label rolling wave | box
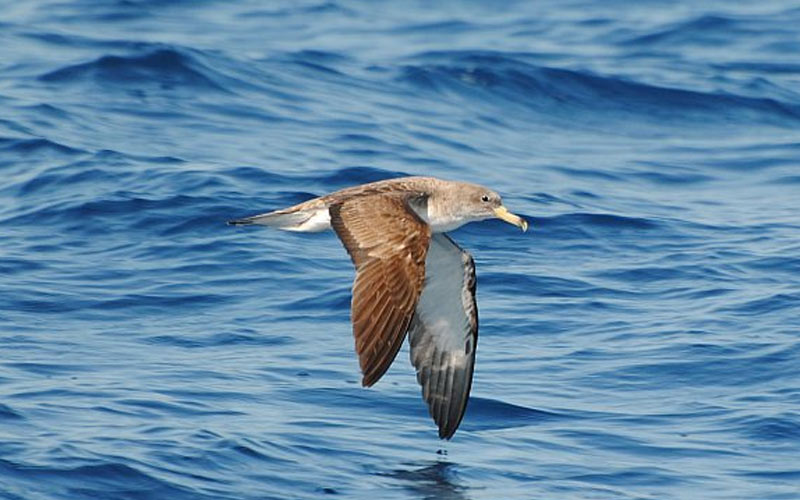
[39,48,229,92]
[396,51,800,126]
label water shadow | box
[384,461,471,500]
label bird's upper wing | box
[330,193,431,387]
[408,233,478,439]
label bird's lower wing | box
[330,194,431,387]
[408,233,478,439]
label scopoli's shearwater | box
[230,176,527,439]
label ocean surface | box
[1,1,799,498]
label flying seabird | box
[229,176,527,439]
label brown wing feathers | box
[329,194,431,387]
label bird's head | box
[468,187,528,232]
[429,182,528,232]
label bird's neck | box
[410,196,474,233]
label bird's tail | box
[228,199,330,232]
[228,209,307,227]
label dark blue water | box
[2,1,799,498]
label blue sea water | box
[1,0,799,498]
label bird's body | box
[230,176,526,439]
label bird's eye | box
[481,195,490,202]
